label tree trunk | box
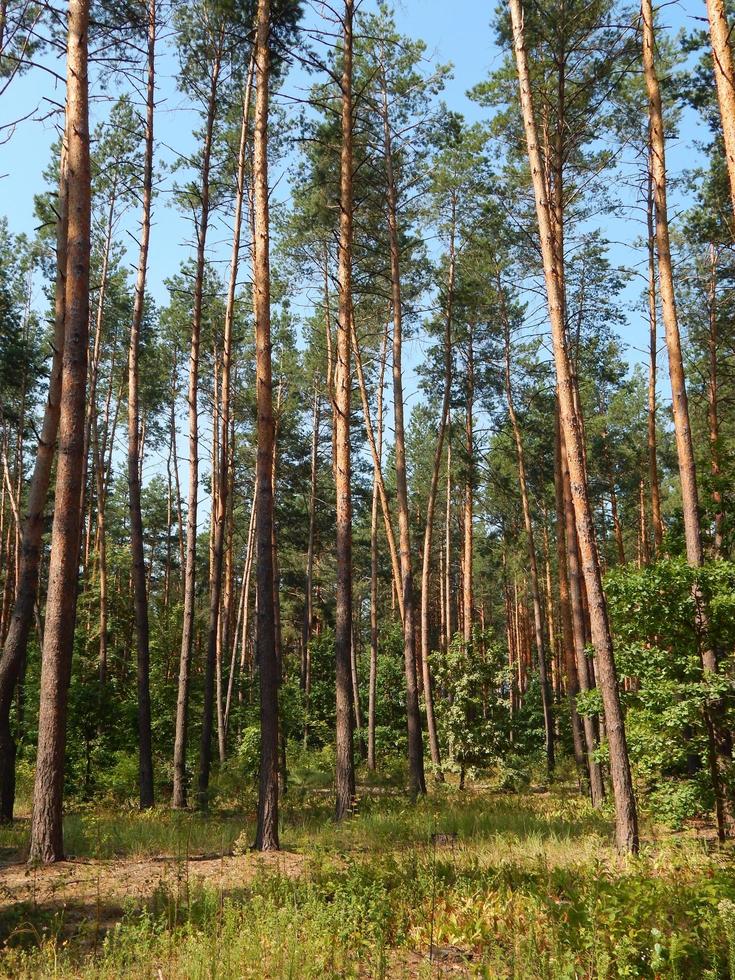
[334,0,356,822]
[510,0,637,852]
[380,67,425,799]
[172,40,221,810]
[368,324,388,772]
[198,52,254,807]
[642,0,733,838]
[252,0,279,851]
[645,154,664,554]
[351,314,404,622]
[29,0,91,862]
[706,0,735,224]
[462,326,474,647]
[558,414,605,805]
[0,145,68,822]
[706,246,723,556]
[126,0,156,812]
[302,384,319,692]
[502,297,554,775]
[419,203,457,782]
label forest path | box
[0,847,307,924]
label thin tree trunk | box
[199,52,254,807]
[368,324,388,772]
[127,0,156,809]
[252,0,279,850]
[646,154,664,554]
[642,0,733,838]
[510,0,637,852]
[0,146,68,822]
[445,439,453,643]
[172,39,222,810]
[462,326,474,647]
[350,314,404,622]
[419,204,456,782]
[502,297,554,775]
[29,0,91,862]
[334,0,356,822]
[302,384,319,691]
[380,66,425,799]
[707,246,723,556]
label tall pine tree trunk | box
[252,0,279,850]
[29,0,91,862]
[642,0,733,838]
[419,204,456,782]
[380,67,425,799]
[0,144,68,822]
[334,0,356,821]
[707,0,735,223]
[198,52,254,806]
[127,0,156,811]
[510,0,637,852]
[502,297,554,775]
[172,41,221,810]
[645,155,664,554]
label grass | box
[1,780,735,977]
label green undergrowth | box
[2,786,735,977]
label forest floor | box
[0,775,734,978]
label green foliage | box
[432,631,510,782]
[606,557,735,827]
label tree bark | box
[0,145,68,822]
[642,0,733,837]
[419,205,457,782]
[645,154,664,554]
[502,294,554,775]
[334,0,356,822]
[252,0,279,851]
[706,0,735,224]
[380,66,425,799]
[172,37,222,810]
[126,0,156,810]
[198,51,255,807]
[368,324,388,772]
[510,0,637,852]
[29,0,91,863]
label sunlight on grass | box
[1,784,735,977]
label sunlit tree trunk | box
[380,66,425,799]
[706,0,735,224]
[510,0,637,852]
[334,0,356,821]
[706,246,723,556]
[642,0,733,838]
[645,155,664,554]
[199,52,255,806]
[252,0,279,850]
[368,325,388,772]
[29,0,91,862]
